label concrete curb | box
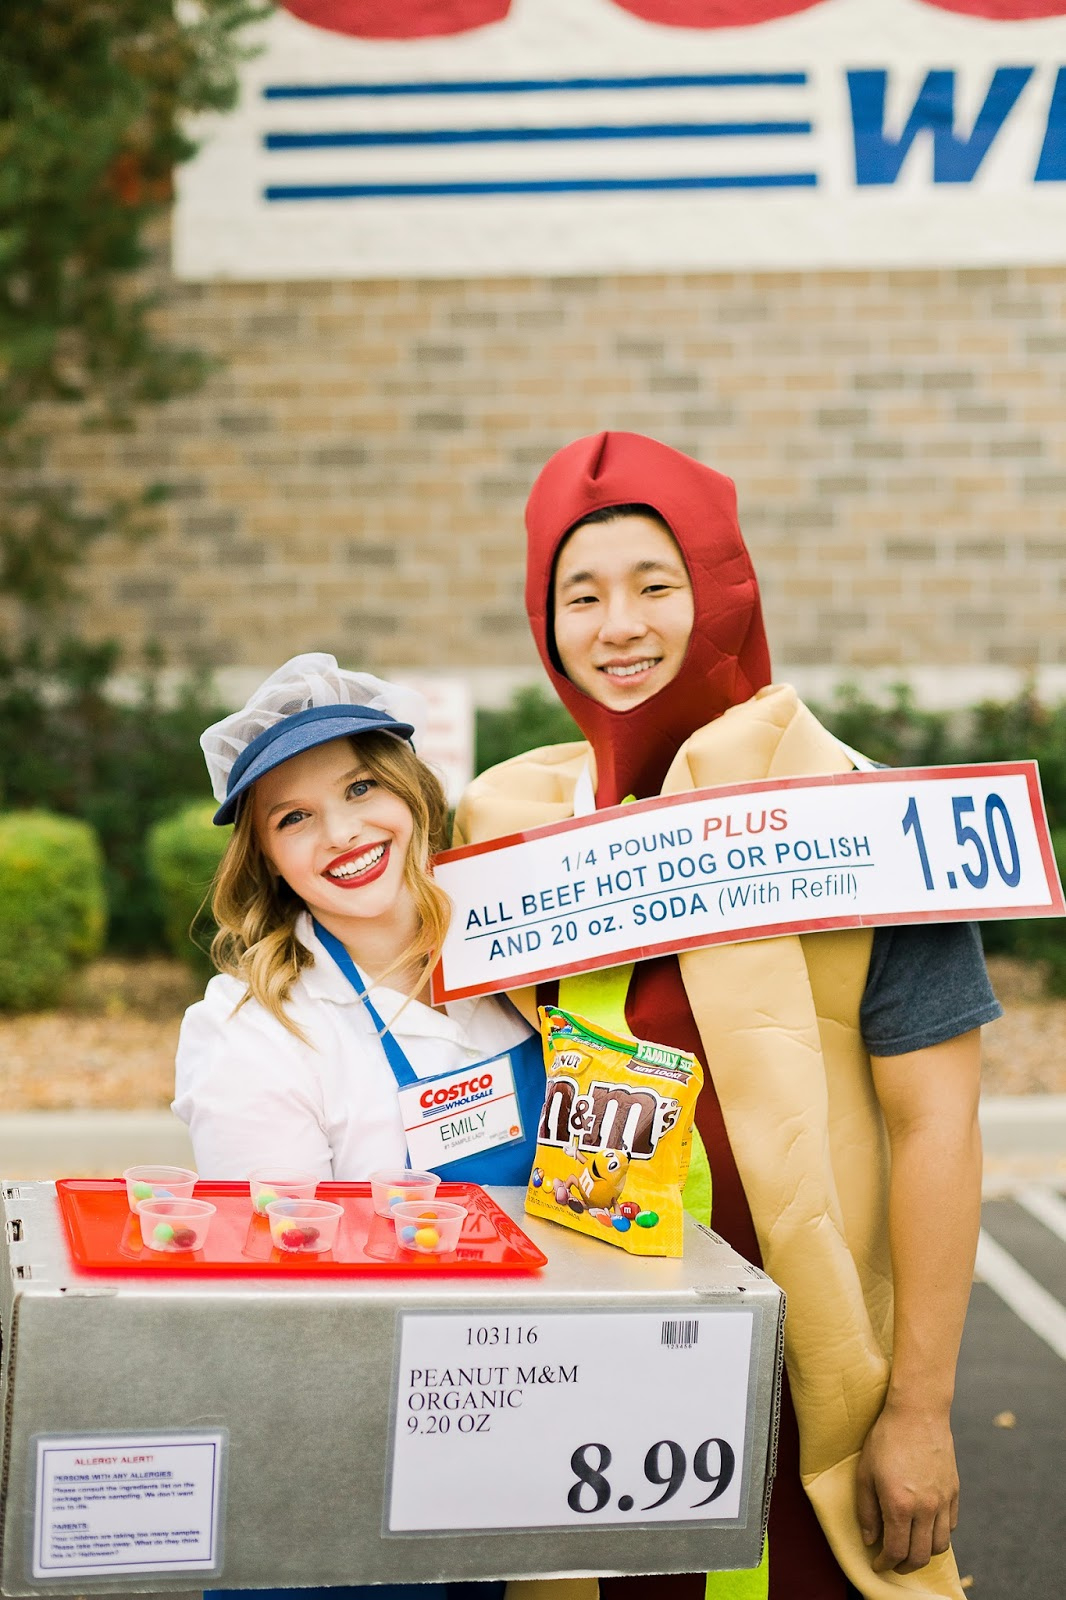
[980,1094,1066,1154]
[0,1109,194,1179]
[1,1099,1063,1185]
[979,1095,1066,1194]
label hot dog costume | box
[457,433,973,1600]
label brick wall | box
[46,253,1066,697]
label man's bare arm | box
[857,1028,983,1575]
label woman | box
[174,652,569,1600]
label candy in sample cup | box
[138,1197,215,1252]
[369,1168,440,1218]
[122,1165,198,1213]
[265,1197,343,1253]
[248,1168,319,1214]
[390,1200,466,1254]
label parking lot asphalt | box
[953,1187,1066,1598]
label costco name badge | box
[398,1054,522,1169]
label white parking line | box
[1014,1185,1066,1246]
[975,1230,1066,1364]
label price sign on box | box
[431,762,1064,1002]
[387,1310,755,1532]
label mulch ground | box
[0,956,1062,1113]
[0,960,201,1113]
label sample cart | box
[1,1180,783,1594]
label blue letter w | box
[848,67,1033,186]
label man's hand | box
[856,1400,960,1573]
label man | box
[458,432,1000,1600]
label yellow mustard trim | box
[682,1126,712,1226]
[559,963,633,1037]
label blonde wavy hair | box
[209,732,451,1037]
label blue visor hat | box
[213,703,415,826]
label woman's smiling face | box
[252,737,414,930]
[552,513,695,711]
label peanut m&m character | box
[456,432,1001,1600]
[574,1147,631,1212]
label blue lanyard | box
[311,918,421,1090]
[311,921,546,1187]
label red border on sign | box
[430,762,1064,1002]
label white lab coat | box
[172,911,533,1180]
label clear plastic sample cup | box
[265,1198,343,1254]
[392,1200,467,1256]
[369,1168,440,1219]
[139,1197,216,1253]
[123,1165,198,1213]
[248,1169,319,1215]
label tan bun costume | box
[461,433,968,1600]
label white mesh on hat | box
[200,654,428,803]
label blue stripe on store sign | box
[264,121,813,149]
[262,72,808,100]
[263,172,819,201]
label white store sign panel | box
[175,0,1066,278]
[395,674,474,807]
[387,1309,754,1533]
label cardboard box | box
[1,1181,783,1594]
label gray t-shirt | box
[861,921,1002,1057]
[855,755,1003,1055]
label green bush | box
[146,801,227,979]
[810,681,953,769]
[0,811,107,1009]
[1001,827,1066,994]
[475,686,581,774]
[0,642,226,953]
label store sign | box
[395,675,474,807]
[430,762,1064,1002]
[175,0,1066,277]
[387,1309,755,1532]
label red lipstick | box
[322,841,391,890]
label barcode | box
[661,1319,699,1349]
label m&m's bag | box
[525,1006,703,1258]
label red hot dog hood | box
[524,431,771,806]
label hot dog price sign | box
[431,763,1063,1003]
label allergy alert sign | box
[32,1432,225,1579]
[431,764,1064,1002]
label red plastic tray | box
[56,1179,547,1276]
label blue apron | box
[313,919,545,1186]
